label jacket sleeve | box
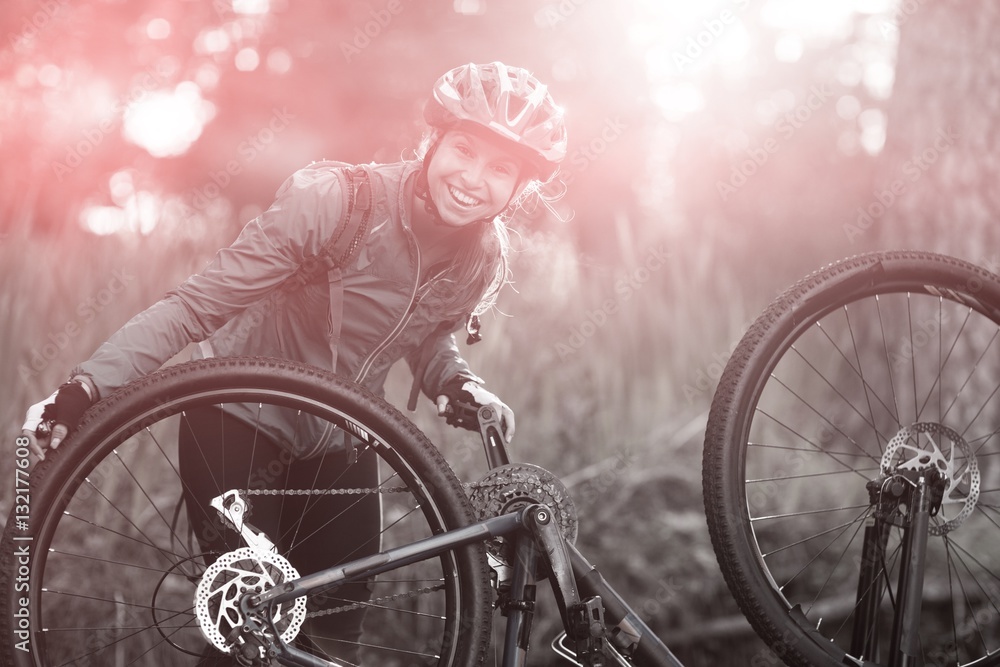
[71,166,347,398]
[405,327,484,409]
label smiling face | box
[425,129,526,227]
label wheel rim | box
[740,278,1000,666]
[29,386,469,667]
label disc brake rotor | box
[194,547,307,655]
[880,422,980,535]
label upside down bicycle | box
[3,249,1000,666]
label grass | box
[0,209,888,665]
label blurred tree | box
[663,6,883,291]
[874,1,1000,258]
[0,0,655,266]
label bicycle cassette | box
[194,547,306,656]
[469,463,578,545]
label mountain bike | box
[3,249,999,666]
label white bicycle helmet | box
[425,62,568,180]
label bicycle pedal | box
[565,597,612,667]
[569,596,607,639]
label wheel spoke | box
[747,467,881,484]
[749,441,874,457]
[12,360,491,666]
[755,408,878,483]
[751,503,871,522]
[62,510,193,566]
[940,328,1000,428]
[707,252,1000,666]
[846,301,891,454]
[914,303,971,421]
[785,507,870,603]
[43,588,191,616]
[786,344,892,450]
[812,317,897,431]
[761,513,870,559]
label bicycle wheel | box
[1,357,491,667]
[704,251,1000,667]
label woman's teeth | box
[449,186,481,208]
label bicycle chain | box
[234,482,508,620]
[239,487,412,495]
[234,468,575,620]
[237,481,508,496]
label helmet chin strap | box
[415,142,452,227]
[414,164,449,227]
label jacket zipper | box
[354,168,444,386]
[354,265,450,385]
[354,237,430,384]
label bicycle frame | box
[249,502,682,667]
[236,403,686,667]
[214,400,940,667]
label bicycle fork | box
[851,474,933,666]
[500,505,684,667]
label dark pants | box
[178,406,380,665]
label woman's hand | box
[436,378,515,442]
[21,381,93,460]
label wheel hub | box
[879,422,980,535]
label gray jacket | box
[72,160,482,457]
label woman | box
[20,61,567,663]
